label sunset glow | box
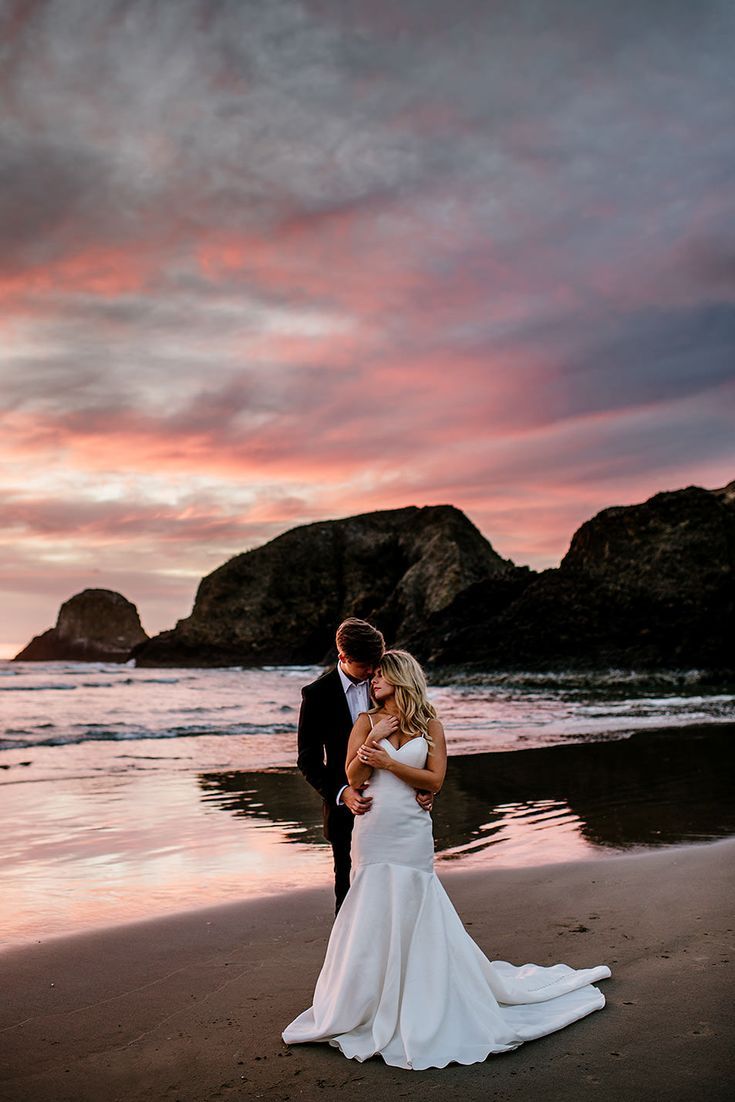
[2,1,734,655]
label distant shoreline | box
[6,656,733,670]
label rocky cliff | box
[132,505,512,667]
[427,481,735,671]
[72,480,735,672]
[14,589,149,662]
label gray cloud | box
[3,0,733,248]
[0,0,734,603]
[556,302,735,414]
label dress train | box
[283,734,611,1070]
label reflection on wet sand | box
[198,724,735,864]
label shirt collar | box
[338,663,369,693]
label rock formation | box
[132,505,512,667]
[427,481,735,671]
[112,480,735,672]
[14,589,149,662]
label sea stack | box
[429,481,735,671]
[132,505,513,667]
[14,588,149,662]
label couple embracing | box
[283,618,611,1072]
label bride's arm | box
[358,719,447,793]
[345,714,374,788]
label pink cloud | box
[1,0,734,656]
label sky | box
[2,0,734,657]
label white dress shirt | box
[338,663,371,723]
[336,663,371,805]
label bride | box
[282,650,611,1071]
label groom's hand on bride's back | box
[416,790,435,812]
[342,785,373,815]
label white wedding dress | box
[282,733,611,1071]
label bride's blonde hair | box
[371,649,437,740]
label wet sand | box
[1,837,732,1102]
[2,722,733,947]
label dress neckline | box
[368,711,426,751]
[382,735,426,752]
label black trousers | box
[326,804,354,915]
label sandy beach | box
[1,836,732,1102]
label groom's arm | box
[296,685,336,803]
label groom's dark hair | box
[336,618,385,664]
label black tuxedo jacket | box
[297,666,358,841]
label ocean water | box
[2,660,733,763]
[1,660,733,947]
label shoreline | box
[1,721,733,949]
[1,837,732,1101]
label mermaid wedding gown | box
[282,733,611,1071]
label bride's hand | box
[367,715,399,744]
[357,742,393,770]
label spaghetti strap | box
[367,714,374,729]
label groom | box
[297,617,433,913]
